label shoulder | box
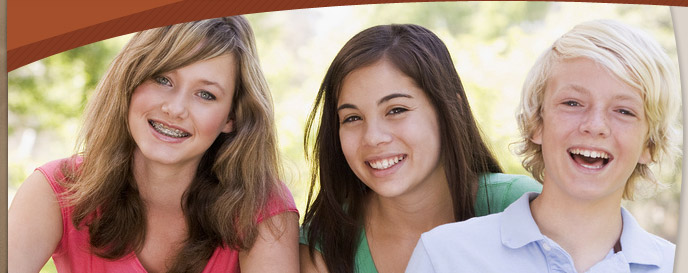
[653,236,676,270]
[411,213,504,271]
[633,232,676,272]
[298,225,317,247]
[260,181,299,223]
[480,173,542,210]
[481,173,541,190]
[421,212,503,249]
[9,164,68,270]
[640,226,676,266]
[651,234,676,259]
[35,156,83,195]
[619,208,676,271]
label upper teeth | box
[569,148,609,159]
[369,156,405,170]
[150,121,190,138]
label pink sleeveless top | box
[38,157,298,273]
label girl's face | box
[128,54,235,169]
[533,57,651,204]
[337,59,445,200]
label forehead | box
[338,59,422,104]
[544,57,643,102]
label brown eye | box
[342,115,362,124]
[387,107,408,115]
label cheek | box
[339,129,358,160]
[129,85,159,114]
[128,91,149,118]
[623,133,650,157]
[195,106,232,134]
[542,112,573,137]
[412,114,441,152]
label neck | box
[530,187,623,272]
[363,174,459,273]
[366,182,455,238]
[132,151,197,211]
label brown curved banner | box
[7,0,688,71]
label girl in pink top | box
[9,16,299,273]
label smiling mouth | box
[367,155,406,170]
[568,148,612,170]
[149,120,191,138]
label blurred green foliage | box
[8,3,680,271]
[8,37,125,133]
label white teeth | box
[580,163,604,170]
[569,148,609,159]
[369,156,405,170]
[150,120,190,138]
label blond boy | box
[406,20,680,273]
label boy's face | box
[532,57,651,203]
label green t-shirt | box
[299,173,542,272]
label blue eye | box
[198,91,216,101]
[387,107,408,115]
[154,76,171,86]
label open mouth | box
[568,148,612,170]
[149,120,191,138]
[367,155,406,170]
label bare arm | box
[8,171,64,273]
[239,212,299,272]
[299,244,329,273]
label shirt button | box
[542,242,552,251]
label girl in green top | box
[299,24,541,273]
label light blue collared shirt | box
[405,192,675,273]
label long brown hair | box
[60,16,282,272]
[302,24,501,273]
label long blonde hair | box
[62,16,282,272]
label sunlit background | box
[8,2,681,272]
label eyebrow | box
[379,93,413,104]
[564,84,642,103]
[166,70,226,90]
[199,79,224,90]
[563,84,589,94]
[337,93,414,112]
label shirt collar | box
[500,192,544,249]
[618,207,665,266]
[499,192,668,267]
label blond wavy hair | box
[515,20,681,200]
[62,16,282,272]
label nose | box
[579,107,610,137]
[161,90,188,120]
[362,120,393,147]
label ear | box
[638,146,652,165]
[531,125,543,145]
[222,119,234,133]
